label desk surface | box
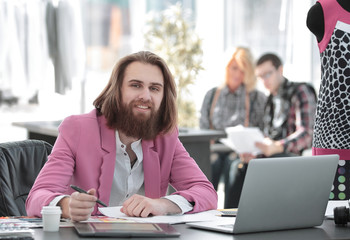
[30,220,350,240]
[12,121,226,141]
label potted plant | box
[144,3,203,128]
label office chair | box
[0,140,52,216]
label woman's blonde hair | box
[225,47,256,92]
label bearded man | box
[26,51,217,221]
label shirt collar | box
[115,131,143,163]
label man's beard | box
[114,99,162,140]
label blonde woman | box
[199,47,266,202]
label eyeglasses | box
[257,70,274,80]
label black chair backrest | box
[0,140,52,216]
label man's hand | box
[120,194,181,217]
[255,138,284,157]
[58,188,97,222]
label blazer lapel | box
[96,115,116,205]
[142,140,161,198]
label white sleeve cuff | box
[162,195,193,214]
[49,195,70,206]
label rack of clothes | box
[0,0,85,105]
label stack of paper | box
[0,221,34,239]
[220,125,265,154]
[98,206,221,224]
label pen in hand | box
[70,185,108,207]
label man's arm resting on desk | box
[121,194,192,217]
[54,193,193,219]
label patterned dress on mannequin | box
[311,0,350,200]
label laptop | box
[73,222,180,238]
[187,154,339,234]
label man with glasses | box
[253,53,317,158]
[225,53,317,208]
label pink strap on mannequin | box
[318,0,350,53]
[313,147,350,161]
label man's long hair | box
[93,51,177,135]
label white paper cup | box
[41,206,62,232]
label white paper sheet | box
[221,125,265,154]
[95,201,348,224]
[98,206,221,224]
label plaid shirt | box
[263,78,317,155]
[200,85,267,131]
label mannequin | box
[306,0,350,42]
[306,0,350,201]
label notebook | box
[187,154,339,234]
[73,222,180,238]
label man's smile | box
[137,105,150,109]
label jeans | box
[211,151,232,191]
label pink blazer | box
[26,109,217,217]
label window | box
[223,0,319,89]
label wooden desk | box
[12,121,226,180]
[29,220,350,240]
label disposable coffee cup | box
[41,206,62,232]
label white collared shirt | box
[109,131,193,214]
[109,131,145,206]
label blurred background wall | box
[0,0,318,142]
